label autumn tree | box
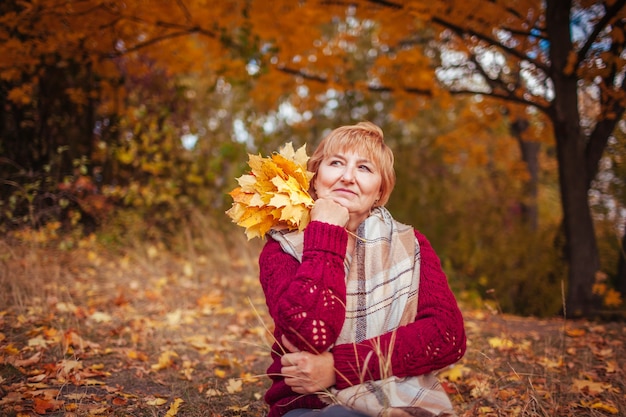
[0,0,254,233]
[425,0,626,317]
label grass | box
[0,226,624,416]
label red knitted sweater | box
[259,221,466,417]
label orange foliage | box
[2,0,623,120]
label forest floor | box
[0,238,624,417]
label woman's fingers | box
[281,363,306,392]
[279,335,335,393]
[281,334,299,353]
[310,198,349,226]
[281,352,298,367]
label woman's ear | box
[309,173,317,200]
[309,177,318,200]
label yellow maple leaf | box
[165,398,184,417]
[4,343,20,355]
[226,378,243,394]
[236,174,257,190]
[151,350,179,371]
[580,400,619,414]
[224,202,248,222]
[539,356,563,369]
[605,360,618,373]
[238,209,273,229]
[229,188,253,204]
[228,405,250,412]
[260,158,285,182]
[572,378,613,395]
[247,192,265,207]
[247,153,265,175]
[268,193,292,208]
[243,221,273,240]
[488,336,515,349]
[279,203,309,226]
[293,144,311,170]
[438,364,471,382]
[277,141,298,161]
[205,388,223,397]
[272,153,311,190]
[146,397,168,406]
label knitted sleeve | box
[331,229,466,389]
[259,221,349,354]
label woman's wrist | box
[304,221,348,256]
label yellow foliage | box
[226,378,243,394]
[146,398,168,406]
[572,378,615,396]
[592,272,623,308]
[165,398,184,417]
[488,336,515,350]
[151,350,179,371]
[438,364,472,382]
[226,143,314,239]
[603,289,623,308]
[580,400,619,415]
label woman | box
[259,122,466,417]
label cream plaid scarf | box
[269,207,455,417]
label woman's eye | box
[330,160,342,166]
[359,165,372,172]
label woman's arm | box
[331,229,466,389]
[259,221,349,353]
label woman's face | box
[313,150,382,226]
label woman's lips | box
[334,188,356,196]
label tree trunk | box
[617,218,626,297]
[547,0,601,317]
[554,122,601,316]
[511,118,539,230]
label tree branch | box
[363,0,403,9]
[432,15,549,74]
[501,25,547,42]
[275,64,432,96]
[175,0,194,24]
[449,87,551,114]
[577,0,626,65]
[585,19,626,185]
[106,28,207,57]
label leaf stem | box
[345,228,368,242]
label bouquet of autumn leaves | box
[225,143,315,239]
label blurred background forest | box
[1,0,626,318]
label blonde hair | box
[308,121,395,207]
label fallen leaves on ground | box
[1,242,625,416]
[0,241,271,416]
[443,311,625,416]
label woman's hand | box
[280,335,336,394]
[310,197,349,227]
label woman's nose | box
[341,167,355,182]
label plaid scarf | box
[269,207,419,340]
[269,207,455,417]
